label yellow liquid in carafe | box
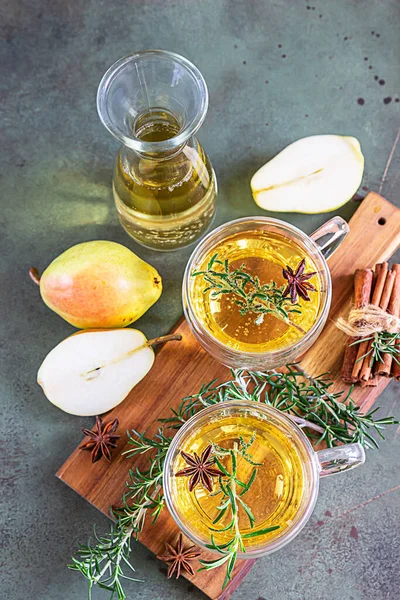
[191,229,321,352]
[113,109,216,250]
[171,413,305,549]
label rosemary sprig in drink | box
[198,434,279,589]
[351,331,400,368]
[192,254,306,333]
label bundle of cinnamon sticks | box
[341,262,400,386]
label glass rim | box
[97,49,209,153]
[162,400,320,558]
[182,216,332,361]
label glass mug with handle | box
[163,401,365,558]
[183,216,349,369]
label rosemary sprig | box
[352,331,400,369]
[192,253,304,332]
[122,428,172,501]
[69,524,142,599]
[199,436,279,589]
[161,364,398,449]
[69,428,170,599]
[70,365,397,598]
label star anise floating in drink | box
[157,533,201,579]
[175,444,224,492]
[282,258,317,303]
[79,416,120,463]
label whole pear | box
[38,241,162,328]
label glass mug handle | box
[317,443,365,477]
[310,216,350,259]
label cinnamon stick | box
[351,263,388,380]
[341,268,373,383]
[359,269,396,381]
[374,265,400,377]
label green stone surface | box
[1,1,399,599]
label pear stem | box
[84,333,182,378]
[146,333,182,347]
[29,267,41,286]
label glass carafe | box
[97,50,217,251]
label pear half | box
[37,329,156,416]
[251,135,364,214]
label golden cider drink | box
[172,411,305,549]
[191,229,321,352]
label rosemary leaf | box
[242,525,281,539]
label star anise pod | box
[157,533,201,579]
[79,416,120,463]
[282,258,317,304]
[175,444,224,492]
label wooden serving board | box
[58,192,400,599]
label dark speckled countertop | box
[1,1,399,599]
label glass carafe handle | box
[310,216,350,259]
[317,443,365,477]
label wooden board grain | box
[57,192,400,599]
